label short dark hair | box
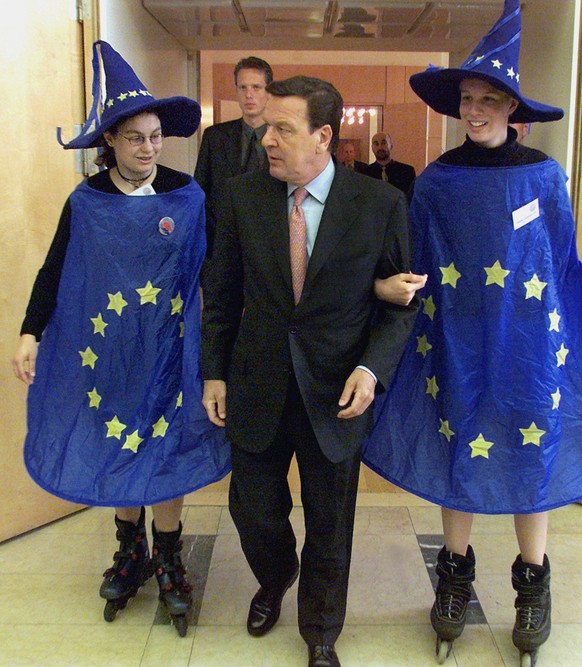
[234,57,273,86]
[266,76,343,154]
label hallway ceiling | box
[143,0,512,53]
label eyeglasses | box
[119,132,163,146]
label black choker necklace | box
[116,167,154,187]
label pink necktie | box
[289,187,309,304]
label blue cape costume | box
[363,158,582,513]
[24,178,230,506]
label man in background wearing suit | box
[339,141,367,173]
[201,76,418,667]
[194,56,273,254]
[364,131,416,195]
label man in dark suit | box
[364,131,416,195]
[339,141,367,173]
[194,56,272,254]
[201,76,418,667]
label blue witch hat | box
[58,41,201,149]
[409,0,563,123]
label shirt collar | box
[288,156,335,204]
[242,121,267,139]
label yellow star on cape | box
[519,422,546,446]
[426,376,439,400]
[152,415,169,438]
[91,313,108,337]
[105,415,127,440]
[179,322,185,338]
[551,387,561,409]
[440,262,461,288]
[87,387,102,409]
[122,430,144,453]
[548,309,560,332]
[469,433,494,459]
[439,419,455,442]
[416,335,432,358]
[176,391,183,408]
[524,274,547,300]
[422,295,436,320]
[171,292,184,316]
[484,260,510,287]
[107,291,128,316]
[136,281,161,305]
[79,346,98,369]
[556,343,569,367]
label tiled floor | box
[2,465,582,667]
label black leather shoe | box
[246,566,299,637]
[308,644,341,667]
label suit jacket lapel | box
[225,120,244,177]
[304,167,362,289]
[255,175,292,287]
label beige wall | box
[0,2,86,542]
[99,0,196,173]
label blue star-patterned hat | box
[58,41,201,149]
[409,0,563,123]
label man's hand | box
[203,380,227,427]
[374,272,427,306]
[337,368,376,419]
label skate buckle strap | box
[524,567,535,583]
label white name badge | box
[512,198,540,230]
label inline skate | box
[430,545,476,663]
[511,554,551,667]
[152,521,193,637]
[99,506,154,621]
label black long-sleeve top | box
[438,126,548,167]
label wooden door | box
[0,0,99,542]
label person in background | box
[339,140,367,173]
[510,121,531,142]
[194,56,273,255]
[201,75,418,667]
[12,41,229,638]
[364,131,416,195]
[366,1,582,665]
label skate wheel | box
[103,600,118,622]
[436,637,452,664]
[173,615,188,637]
[520,651,537,667]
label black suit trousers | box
[229,374,361,645]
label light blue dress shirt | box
[287,156,335,258]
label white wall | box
[520,0,578,175]
[99,0,196,174]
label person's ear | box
[103,131,114,147]
[316,124,333,153]
[508,98,519,115]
